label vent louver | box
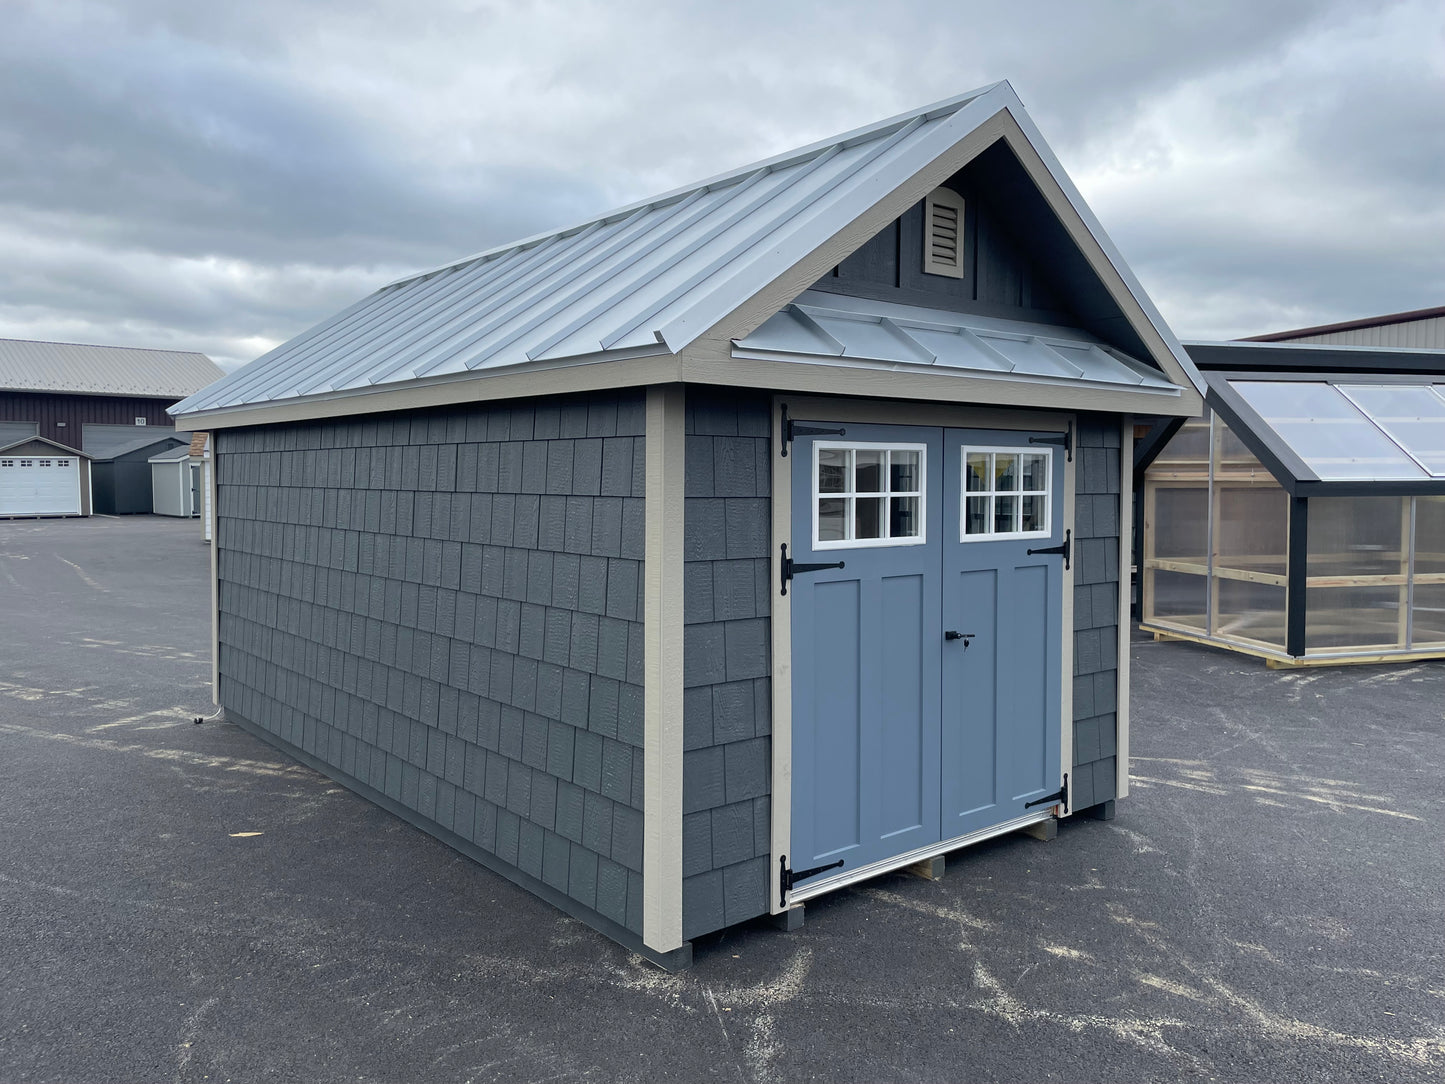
[923,187,966,278]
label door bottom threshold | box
[786,810,1056,906]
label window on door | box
[963,447,1052,540]
[814,442,926,548]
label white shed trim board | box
[642,385,686,953]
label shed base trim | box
[222,709,694,973]
[788,810,1057,905]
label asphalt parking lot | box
[1,515,1442,1083]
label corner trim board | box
[642,385,686,951]
[1117,415,1133,799]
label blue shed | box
[172,82,1204,968]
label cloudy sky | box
[2,0,1442,370]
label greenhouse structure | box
[1139,341,1445,666]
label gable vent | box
[923,187,966,279]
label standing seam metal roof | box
[174,85,1010,415]
[0,339,224,397]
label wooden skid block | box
[772,905,805,933]
[905,855,946,881]
[1020,818,1058,841]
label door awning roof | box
[735,290,1177,395]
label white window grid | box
[812,441,927,550]
[0,460,12,468]
[961,446,1052,541]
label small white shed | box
[149,443,201,517]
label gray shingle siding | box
[1071,415,1121,813]
[215,392,648,936]
[681,390,773,940]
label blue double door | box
[788,421,1065,891]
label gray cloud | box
[2,0,1441,367]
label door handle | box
[944,630,974,647]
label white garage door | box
[0,455,81,516]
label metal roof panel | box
[737,290,1176,392]
[0,339,223,398]
[172,80,1199,420]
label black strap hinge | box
[1025,773,1069,814]
[1029,427,1072,462]
[1026,529,1071,571]
[780,404,845,457]
[780,543,845,596]
[780,855,845,907]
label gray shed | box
[172,82,1203,968]
[149,443,203,518]
[92,433,188,515]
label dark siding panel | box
[0,391,177,447]
[681,389,773,941]
[214,390,648,938]
[1071,415,1121,812]
[811,164,1076,327]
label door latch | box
[780,543,845,596]
[944,630,974,648]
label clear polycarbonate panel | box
[1151,571,1207,630]
[1307,497,1407,578]
[1414,498,1445,646]
[1214,580,1286,647]
[1411,584,1445,646]
[1337,385,1445,477]
[1306,586,1403,650]
[1152,413,1211,465]
[1214,485,1288,577]
[1416,497,1445,574]
[1306,496,1409,652]
[1214,415,1275,482]
[1150,486,1208,560]
[1230,380,1428,481]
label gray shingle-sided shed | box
[172,81,1204,968]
